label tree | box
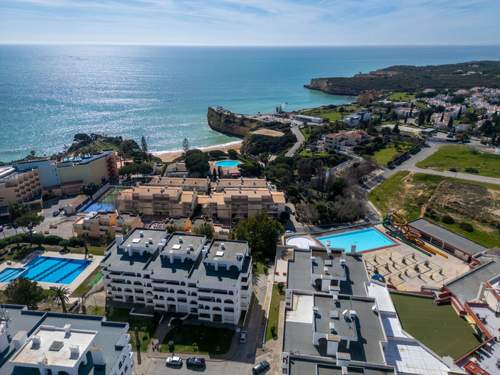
[140,135,148,153]
[447,116,454,130]
[15,212,43,229]
[232,213,284,258]
[227,149,238,160]
[182,138,190,154]
[184,149,210,177]
[392,123,400,134]
[82,182,99,197]
[5,278,44,310]
[51,286,70,313]
[193,222,215,239]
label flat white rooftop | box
[11,325,96,368]
[367,281,396,313]
[286,294,313,324]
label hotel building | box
[0,167,42,217]
[0,305,133,375]
[14,152,118,196]
[102,229,252,325]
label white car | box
[166,356,183,367]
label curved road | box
[285,125,305,157]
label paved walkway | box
[285,125,305,157]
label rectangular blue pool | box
[0,256,91,284]
[316,227,395,253]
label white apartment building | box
[0,305,133,375]
[102,229,252,325]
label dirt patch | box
[428,180,499,227]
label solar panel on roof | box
[49,340,64,351]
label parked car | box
[239,330,247,344]
[252,361,270,374]
[166,356,183,367]
[186,357,206,369]
[52,210,60,217]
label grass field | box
[300,104,359,123]
[392,293,479,359]
[416,145,500,178]
[388,92,416,101]
[372,142,414,166]
[265,284,285,341]
[160,324,234,354]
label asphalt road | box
[285,125,305,157]
[383,141,500,185]
[138,357,253,375]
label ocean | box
[1,45,500,162]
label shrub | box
[464,167,479,174]
[459,222,474,232]
[449,168,458,172]
[442,215,455,224]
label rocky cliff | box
[207,107,265,137]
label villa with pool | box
[210,159,242,177]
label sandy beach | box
[154,140,242,163]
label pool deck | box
[209,160,241,176]
[0,251,103,294]
[286,224,398,253]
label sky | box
[1,0,499,46]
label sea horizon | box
[2,44,500,162]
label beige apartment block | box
[56,152,118,195]
[0,167,42,216]
[73,211,143,239]
[117,185,196,218]
[148,176,210,193]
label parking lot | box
[137,357,253,375]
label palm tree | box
[52,286,70,313]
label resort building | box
[201,188,285,222]
[282,233,460,375]
[408,219,487,262]
[116,186,196,219]
[56,152,119,196]
[102,229,252,325]
[0,304,133,375]
[73,211,143,240]
[0,166,42,217]
[14,152,118,196]
[148,176,210,194]
[116,178,285,223]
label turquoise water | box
[215,160,241,168]
[2,45,500,162]
[0,256,91,284]
[317,227,395,253]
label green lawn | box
[160,324,234,354]
[72,267,102,297]
[416,145,500,178]
[107,308,157,352]
[372,142,414,166]
[369,171,410,216]
[392,293,479,359]
[265,284,285,341]
[388,92,416,101]
[300,104,359,123]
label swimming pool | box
[316,227,395,253]
[215,159,241,168]
[0,256,91,284]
